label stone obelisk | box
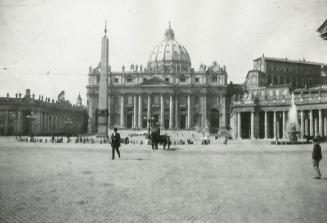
[96,22,109,138]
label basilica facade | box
[86,24,228,133]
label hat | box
[114,127,118,132]
[313,136,320,143]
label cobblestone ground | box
[0,137,327,223]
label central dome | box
[147,23,191,73]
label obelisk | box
[97,22,109,138]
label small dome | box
[147,22,191,73]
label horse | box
[156,135,171,150]
[303,135,315,143]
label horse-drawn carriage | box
[150,131,171,150]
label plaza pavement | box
[0,137,327,223]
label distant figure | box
[111,127,121,160]
[223,136,228,145]
[312,136,322,179]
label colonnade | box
[110,93,194,129]
[0,110,85,136]
[234,108,327,139]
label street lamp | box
[144,116,156,138]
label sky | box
[0,0,326,103]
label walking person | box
[312,136,322,179]
[223,136,228,145]
[111,127,121,160]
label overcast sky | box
[0,0,326,103]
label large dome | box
[147,23,191,73]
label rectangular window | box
[165,77,169,82]
[126,78,132,83]
[212,76,217,82]
[143,78,147,82]
[180,77,186,82]
[114,78,119,83]
[195,77,199,83]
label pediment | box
[138,76,171,86]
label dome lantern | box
[165,21,175,40]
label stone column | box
[4,111,9,135]
[305,116,309,136]
[43,113,47,135]
[264,111,268,139]
[175,95,179,129]
[147,94,151,128]
[169,94,174,129]
[324,114,327,137]
[233,113,237,139]
[237,112,241,139]
[138,95,142,128]
[283,111,287,139]
[319,109,322,136]
[220,93,226,128]
[37,112,42,135]
[160,95,164,129]
[187,94,191,129]
[47,114,50,135]
[301,110,304,138]
[314,117,318,137]
[133,95,138,128]
[201,95,207,129]
[120,95,125,128]
[17,110,23,135]
[273,111,276,139]
[251,112,254,139]
[309,110,313,136]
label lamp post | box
[144,116,156,138]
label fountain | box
[286,92,300,142]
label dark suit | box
[111,132,121,159]
[312,143,322,178]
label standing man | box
[111,127,121,160]
[150,130,156,150]
[312,136,322,179]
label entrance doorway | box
[164,119,169,129]
[241,112,251,139]
[142,118,147,128]
[210,109,219,130]
[180,114,186,129]
[126,114,133,128]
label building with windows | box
[86,23,228,133]
[317,19,327,40]
[231,56,327,139]
[0,89,88,136]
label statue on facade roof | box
[140,65,143,71]
[122,65,125,72]
[135,65,138,72]
[130,64,134,71]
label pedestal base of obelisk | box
[96,115,108,139]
